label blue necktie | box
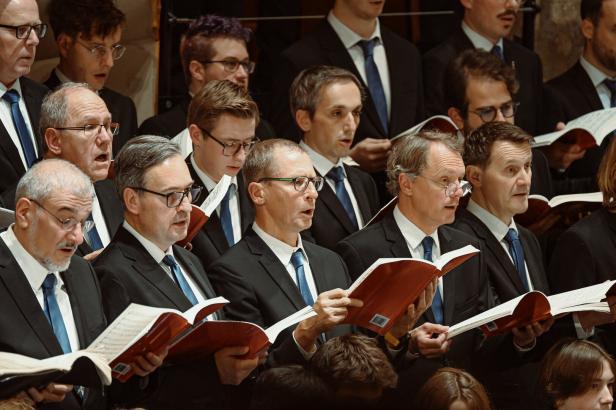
[504,229,530,292]
[41,274,72,354]
[85,213,103,251]
[358,38,388,134]
[2,89,36,167]
[219,185,235,246]
[421,236,444,325]
[491,44,504,61]
[162,255,198,305]
[290,249,314,307]
[326,166,359,230]
[604,79,616,108]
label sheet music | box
[200,174,232,217]
[533,108,616,147]
[265,306,316,343]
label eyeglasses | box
[416,175,472,198]
[199,127,259,156]
[258,176,324,192]
[0,23,47,39]
[77,39,126,60]
[29,198,94,233]
[469,101,520,123]
[131,186,203,208]
[54,123,120,139]
[201,59,256,74]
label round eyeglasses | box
[258,176,324,192]
[77,39,126,60]
[469,101,520,123]
[200,59,255,74]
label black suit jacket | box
[422,26,547,135]
[271,19,424,143]
[94,225,229,409]
[187,161,255,268]
[302,164,379,250]
[0,241,106,409]
[0,77,47,194]
[44,72,137,155]
[208,228,353,367]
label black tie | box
[604,79,616,108]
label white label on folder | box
[369,314,390,328]
[112,362,131,375]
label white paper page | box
[548,281,616,313]
[433,245,479,271]
[182,296,229,324]
[547,192,603,208]
[533,108,616,147]
[391,115,456,141]
[364,196,397,227]
[265,306,316,343]
[200,174,232,217]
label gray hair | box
[114,135,183,203]
[386,131,464,196]
[39,82,95,146]
[16,158,94,205]
[243,138,306,185]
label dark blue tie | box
[162,255,198,305]
[219,185,235,246]
[85,213,103,251]
[2,89,36,167]
[421,236,444,325]
[358,38,388,134]
[290,249,314,307]
[326,166,359,230]
[504,228,530,292]
[41,274,72,354]
[491,44,504,61]
[604,79,616,108]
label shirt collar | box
[123,220,175,264]
[299,141,344,177]
[190,154,238,193]
[327,10,382,50]
[392,205,440,254]
[461,21,504,52]
[252,222,307,266]
[466,198,518,242]
[0,77,22,99]
[579,56,613,88]
[0,224,63,292]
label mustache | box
[57,242,78,252]
[498,10,517,18]
[173,213,190,223]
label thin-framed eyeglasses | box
[77,39,126,60]
[469,101,520,123]
[54,123,120,139]
[199,126,259,157]
[200,59,255,74]
[258,176,324,192]
[130,186,203,208]
[29,198,94,233]
[415,175,472,197]
[0,23,47,39]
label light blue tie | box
[41,274,72,354]
[290,249,314,307]
[2,89,36,167]
[326,166,359,230]
[219,185,235,246]
[504,229,530,292]
[162,255,198,305]
[421,236,444,325]
[358,38,388,134]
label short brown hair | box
[48,0,125,40]
[243,139,306,186]
[414,367,492,410]
[187,80,259,132]
[386,130,464,196]
[309,334,398,392]
[463,121,533,168]
[289,65,365,117]
[597,137,616,211]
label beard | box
[592,37,616,72]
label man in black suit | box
[138,15,275,141]
[271,0,423,199]
[445,49,553,198]
[94,135,261,409]
[0,0,49,195]
[544,0,616,192]
[45,0,137,155]
[0,159,162,409]
[290,65,379,249]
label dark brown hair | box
[598,137,616,211]
[463,121,532,168]
[414,367,492,410]
[48,0,125,40]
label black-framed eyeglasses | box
[200,59,255,74]
[258,176,324,192]
[130,186,203,208]
[469,101,520,123]
[29,198,94,233]
[54,123,120,139]
[77,39,126,60]
[199,127,259,157]
[0,23,47,39]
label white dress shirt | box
[0,79,38,170]
[327,11,391,118]
[392,206,443,299]
[580,56,615,109]
[90,194,111,247]
[0,225,80,351]
[300,141,364,227]
[190,154,242,244]
[461,21,505,52]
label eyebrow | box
[159,181,195,192]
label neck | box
[332,6,377,38]
[57,61,77,82]
[397,199,437,236]
[303,137,339,164]
[255,215,298,247]
[125,215,171,252]
[463,16,499,44]
[1,78,16,89]
[470,193,513,226]
[192,151,220,183]
[584,46,616,78]
[188,80,203,97]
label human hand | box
[26,383,73,403]
[129,347,168,377]
[214,346,260,385]
[349,138,392,172]
[390,279,437,339]
[409,322,450,358]
[512,317,554,348]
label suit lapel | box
[237,174,254,233]
[173,246,217,299]
[572,62,604,112]
[61,268,91,347]
[519,230,547,294]
[20,78,44,155]
[95,180,123,237]
[345,165,372,223]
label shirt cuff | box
[573,312,595,339]
[292,330,317,360]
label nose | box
[178,193,193,211]
[68,223,85,245]
[25,28,40,46]
[505,0,522,11]
[234,64,249,80]
[97,126,113,143]
[102,49,114,69]
[494,107,507,122]
[305,181,319,199]
[600,386,613,404]
[345,112,358,133]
